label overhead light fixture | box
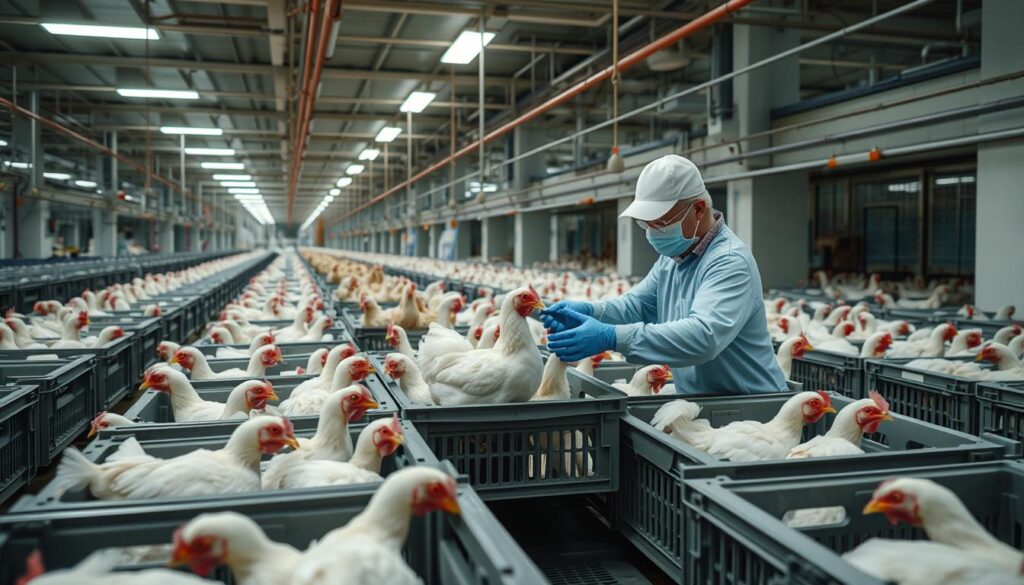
[185,147,235,156]
[359,148,380,161]
[441,30,496,65]
[325,195,335,203]
[43,172,72,180]
[400,91,436,113]
[336,177,353,188]
[161,126,222,136]
[375,126,402,143]
[117,88,198,99]
[0,139,7,146]
[220,181,256,188]
[3,161,30,169]
[212,173,250,181]
[229,188,260,194]
[329,188,341,196]
[75,179,98,188]
[201,162,244,170]
[346,164,365,175]
[41,22,159,40]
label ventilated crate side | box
[683,461,1024,585]
[0,385,38,505]
[951,317,1022,338]
[397,377,625,500]
[790,350,866,399]
[0,357,96,466]
[865,357,977,433]
[977,381,1024,443]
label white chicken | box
[171,512,301,583]
[287,467,461,585]
[421,286,545,406]
[48,311,91,349]
[384,324,416,359]
[287,343,359,399]
[272,415,405,489]
[83,325,127,348]
[650,391,836,462]
[776,336,813,379]
[994,324,1023,346]
[88,411,136,438]
[787,391,893,459]
[382,353,433,404]
[612,365,673,397]
[213,332,276,359]
[888,323,957,358]
[155,341,180,364]
[843,478,1024,585]
[277,354,375,416]
[974,343,1024,380]
[55,415,299,500]
[15,550,212,585]
[360,284,420,329]
[170,345,284,380]
[262,385,380,489]
[139,367,278,422]
[530,353,573,402]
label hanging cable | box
[607,0,624,173]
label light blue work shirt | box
[591,224,787,395]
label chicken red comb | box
[816,390,832,406]
[868,390,890,412]
[15,550,45,585]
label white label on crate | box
[901,371,925,383]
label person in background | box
[541,155,787,395]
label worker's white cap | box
[619,155,707,221]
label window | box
[929,173,976,275]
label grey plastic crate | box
[371,354,626,500]
[790,349,871,399]
[977,380,1024,443]
[121,371,396,436]
[108,302,187,345]
[865,356,991,434]
[88,315,162,375]
[7,418,432,515]
[181,351,329,378]
[341,309,469,352]
[593,388,1013,582]
[0,357,96,466]
[0,471,545,585]
[683,460,1024,585]
[190,337,352,356]
[0,385,38,505]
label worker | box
[541,154,787,395]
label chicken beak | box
[283,436,301,450]
[532,299,546,311]
[862,498,888,516]
[168,354,180,365]
[87,423,99,438]
[168,541,191,568]
[267,389,280,402]
[437,495,462,515]
[804,343,815,352]
[663,371,673,381]
[974,352,986,362]
[139,377,151,390]
[823,404,838,415]
[391,433,407,448]
[881,413,894,422]
[360,397,380,411]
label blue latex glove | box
[539,300,593,334]
[546,308,616,363]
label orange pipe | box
[335,0,756,225]
[288,0,322,224]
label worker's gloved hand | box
[539,301,593,334]
[546,309,616,363]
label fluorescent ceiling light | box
[441,31,496,65]
[160,126,222,136]
[336,177,353,188]
[41,23,159,40]
[220,181,256,187]
[0,139,7,146]
[329,188,341,196]
[4,161,30,169]
[346,164,365,175]
[75,180,98,188]
[212,174,250,181]
[43,172,72,180]
[117,88,198,100]
[400,91,436,113]
[201,162,244,170]
[325,195,335,203]
[234,194,263,200]
[185,147,235,156]
[375,126,402,143]
[229,188,260,194]
[359,148,380,161]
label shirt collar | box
[672,210,724,263]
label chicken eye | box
[270,426,281,435]
[889,492,904,503]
